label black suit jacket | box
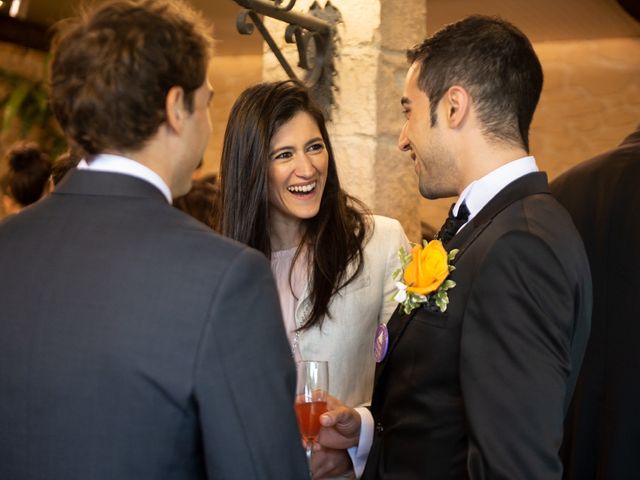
[551,129,640,479]
[0,171,309,479]
[363,172,591,480]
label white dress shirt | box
[454,156,538,233]
[77,154,172,203]
[348,156,539,478]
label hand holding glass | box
[295,360,328,469]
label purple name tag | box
[374,323,389,363]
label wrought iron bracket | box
[232,0,336,90]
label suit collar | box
[455,156,538,222]
[79,153,172,203]
[54,169,169,203]
[448,171,550,252]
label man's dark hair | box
[408,15,543,151]
[49,0,213,156]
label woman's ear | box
[444,85,470,129]
[165,85,186,134]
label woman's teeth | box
[288,182,316,193]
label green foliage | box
[0,61,66,157]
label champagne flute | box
[295,360,329,471]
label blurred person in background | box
[1,141,52,214]
[173,173,220,230]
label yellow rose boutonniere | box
[392,240,459,315]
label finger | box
[319,410,338,427]
[317,427,357,449]
[319,405,355,427]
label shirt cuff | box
[347,407,374,478]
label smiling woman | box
[267,110,329,242]
[219,82,409,456]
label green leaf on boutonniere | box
[442,279,456,290]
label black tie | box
[436,202,470,245]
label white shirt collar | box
[454,156,538,222]
[77,154,172,203]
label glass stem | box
[306,443,313,478]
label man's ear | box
[444,85,470,129]
[165,85,186,134]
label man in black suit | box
[551,127,640,479]
[316,16,591,479]
[0,1,308,479]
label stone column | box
[263,0,426,241]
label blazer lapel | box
[294,283,312,330]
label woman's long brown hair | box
[219,80,369,330]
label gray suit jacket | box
[0,170,309,479]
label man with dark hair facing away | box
[316,15,591,480]
[0,1,308,479]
